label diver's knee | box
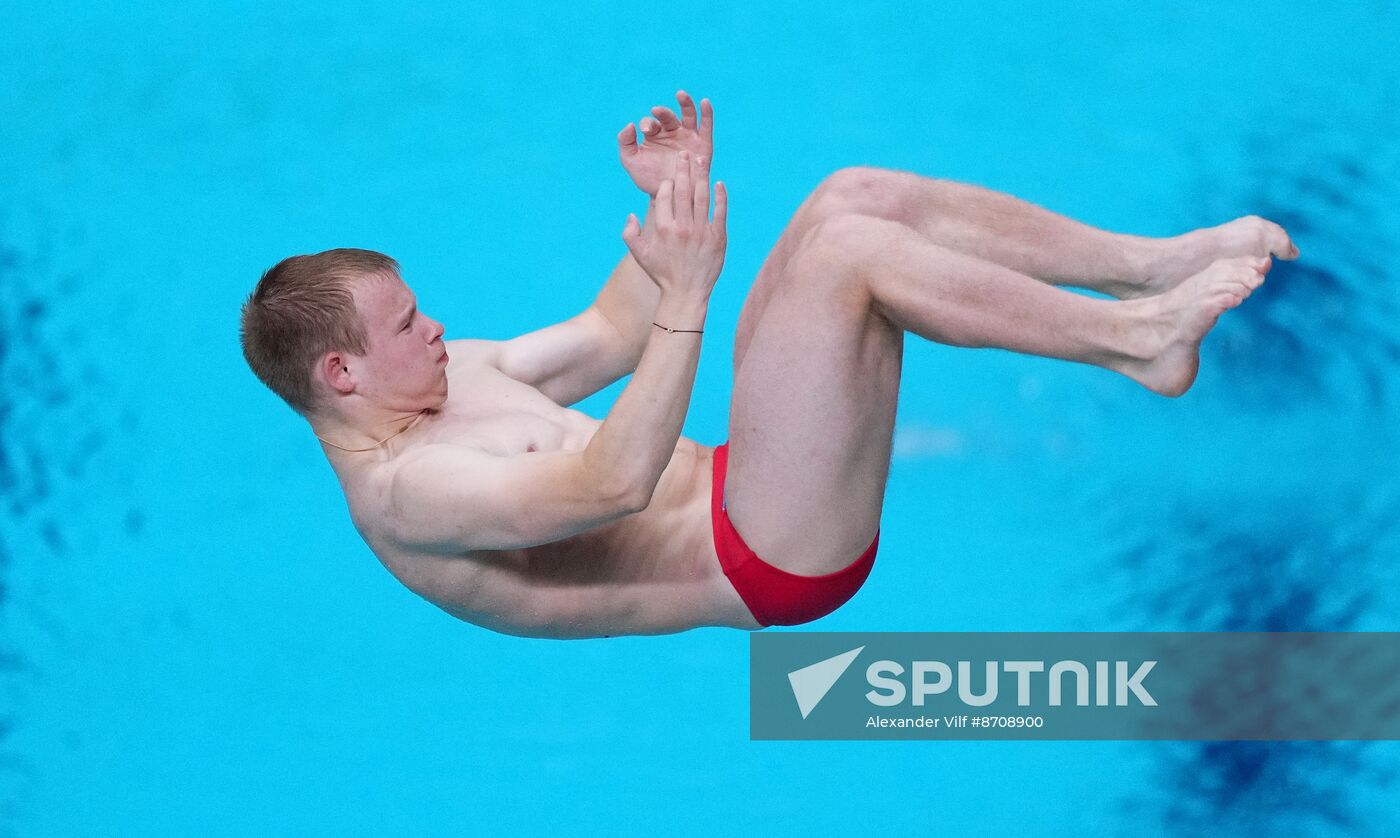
[809,166,906,220]
[786,213,888,294]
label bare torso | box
[322,347,759,638]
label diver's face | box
[351,274,448,409]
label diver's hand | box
[617,90,714,198]
[621,150,727,298]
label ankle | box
[1132,236,1177,285]
[1117,297,1168,362]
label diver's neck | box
[311,408,433,458]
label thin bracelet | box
[652,321,704,334]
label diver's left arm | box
[588,251,661,372]
[447,250,659,407]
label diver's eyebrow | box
[399,303,416,325]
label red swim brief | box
[710,442,879,628]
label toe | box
[1265,221,1297,260]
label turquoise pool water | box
[3,3,1398,835]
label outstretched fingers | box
[694,154,709,221]
[673,152,693,225]
[700,97,714,143]
[638,93,714,148]
[711,180,727,235]
[677,90,698,130]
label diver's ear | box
[320,351,356,394]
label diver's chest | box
[432,360,595,456]
[435,407,568,456]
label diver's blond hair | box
[239,248,400,417]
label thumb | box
[622,213,641,243]
[618,122,638,155]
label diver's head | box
[239,248,448,423]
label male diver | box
[239,91,1296,638]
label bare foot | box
[1119,256,1270,396]
[1119,216,1297,300]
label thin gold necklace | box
[315,411,428,453]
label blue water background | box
[2,2,1398,835]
